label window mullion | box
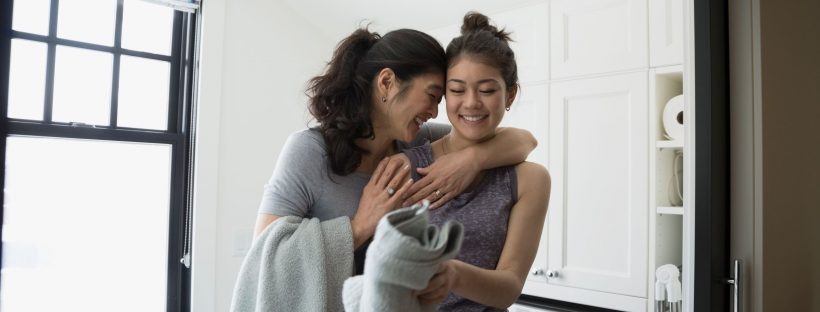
[110,0,124,128]
[43,0,60,122]
[167,12,183,133]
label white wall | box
[193,0,334,311]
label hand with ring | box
[350,156,413,248]
[403,150,481,209]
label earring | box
[505,106,511,111]
[382,96,387,103]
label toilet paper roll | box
[663,95,684,140]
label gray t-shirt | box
[258,123,451,220]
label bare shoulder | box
[515,161,551,192]
[514,161,551,208]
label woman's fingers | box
[385,164,410,196]
[375,157,406,187]
[406,167,430,194]
[390,177,414,205]
[369,157,390,186]
[417,263,447,295]
[429,191,454,209]
[403,177,438,206]
[419,295,446,308]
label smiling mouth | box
[415,117,426,126]
[460,114,488,122]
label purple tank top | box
[403,143,517,312]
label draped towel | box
[230,216,354,312]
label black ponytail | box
[307,27,446,176]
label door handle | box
[726,259,742,312]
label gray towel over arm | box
[230,216,354,312]
[343,202,464,312]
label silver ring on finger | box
[386,186,396,196]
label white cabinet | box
[649,0,684,67]
[546,71,649,297]
[550,0,648,79]
[492,2,550,83]
[524,71,651,311]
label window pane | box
[118,56,170,130]
[1,136,171,312]
[8,39,47,121]
[57,0,117,46]
[122,0,174,55]
[12,0,51,35]
[52,46,113,126]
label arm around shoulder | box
[468,127,537,170]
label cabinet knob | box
[530,268,544,276]
[546,270,559,278]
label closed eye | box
[480,89,497,94]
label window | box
[0,0,200,311]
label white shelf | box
[656,140,683,149]
[653,64,684,75]
[657,206,684,215]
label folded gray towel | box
[230,216,354,312]
[343,201,464,312]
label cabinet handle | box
[530,268,544,276]
[546,270,559,278]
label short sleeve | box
[397,122,452,150]
[258,129,327,217]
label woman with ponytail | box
[233,25,537,311]
[403,12,551,311]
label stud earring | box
[505,106,511,111]
[382,96,387,103]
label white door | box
[550,0,648,79]
[546,71,648,298]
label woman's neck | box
[355,129,396,174]
[436,132,495,158]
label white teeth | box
[462,115,487,122]
[415,117,424,126]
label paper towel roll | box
[663,95,684,140]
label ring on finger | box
[386,186,396,196]
[434,189,443,198]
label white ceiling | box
[281,0,545,41]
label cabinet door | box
[547,72,648,297]
[491,2,549,83]
[550,0,648,79]
[649,0,684,67]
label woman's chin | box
[401,124,420,143]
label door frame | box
[691,0,730,311]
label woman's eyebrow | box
[426,85,443,92]
[446,78,500,85]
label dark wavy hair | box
[446,12,518,89]
[307,28,446,176]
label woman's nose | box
[464,91,481,109]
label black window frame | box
[0,0,197,310]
